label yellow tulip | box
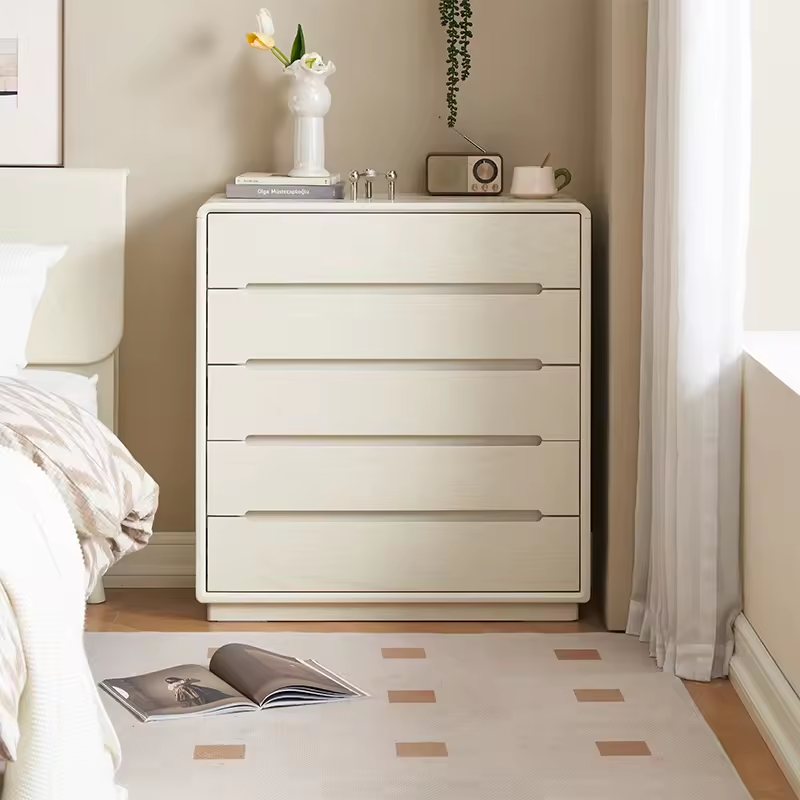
[245,7,289,68]
[246,32,275,51]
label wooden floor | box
[87,589,797,800]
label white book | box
[235,172,341,187]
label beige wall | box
[747,0,800,331]
[64,0,599,533]
[742,349,800,695]
[593,0,648,631]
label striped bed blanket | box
[0,447,126,799]
[0,379,158,769]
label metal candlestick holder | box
[348,169,398,202]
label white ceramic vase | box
[286,60,336,178]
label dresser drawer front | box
[206,442,578,516]
[207,212,581,289]
[207,366,580,440]
[206,516,580,593]
[207,290,580,364]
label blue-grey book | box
[226,182,346,200]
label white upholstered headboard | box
[0,168,128,431]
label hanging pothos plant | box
[439,0,474,127]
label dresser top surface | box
[199,193,591,218]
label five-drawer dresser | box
[197,195,591,621]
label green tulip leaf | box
[290,24,306,65]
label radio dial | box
[473,158,498,184]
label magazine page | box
[303,659,370,700]
[99,664,257,722]
[209,644,361,706]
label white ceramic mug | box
[510,166,572,199]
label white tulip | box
[301,52,328,73]
[286,52,336,78]
[256,8,275,37]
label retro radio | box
[426,130,503,197]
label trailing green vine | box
[439,0,474,127]
[459,0,473,82]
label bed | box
[3,166,130,604]
[0,168,158,796]
[1,168,124,437]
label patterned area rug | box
[85,632,751,799]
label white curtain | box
[627,0,752,681]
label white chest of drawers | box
[197,196,591,622]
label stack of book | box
[226,173,345,200]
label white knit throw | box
[0,448,126,800]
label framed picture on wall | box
[0,0,62,166]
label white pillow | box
[15,370,99,418]
[0,244,68,377]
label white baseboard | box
[104,531,195,589]
[102,575,196,589]
[730,613,800,797]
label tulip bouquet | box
[246,8,332,76]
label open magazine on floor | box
[98,644,369,722]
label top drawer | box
[206,212,581,289]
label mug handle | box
[555,168,572,191]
